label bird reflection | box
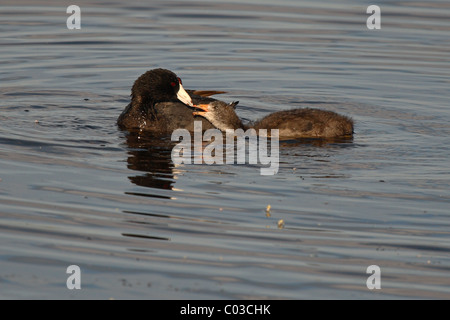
[124,132,178,191]
[122,129,354,193]
[279,136,354,148]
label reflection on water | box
[123,126,355,193]
[125,133,177,191]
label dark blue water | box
[1,0,449,299]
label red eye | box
[177,77,182,85]
[170,82,176,87]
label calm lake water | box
[1,0,449,299]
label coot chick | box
[193,101,354,140]
[117,68,220,133]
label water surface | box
[1,0,449,299]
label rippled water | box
[1,0,449,299]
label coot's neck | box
[131,93,158,119]
[208,109,245,131]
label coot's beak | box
[195,104,209,111]
[192,104,209,117]
[176,83,194,107]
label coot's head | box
[131,68,193,110]
[193,100,241,130]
